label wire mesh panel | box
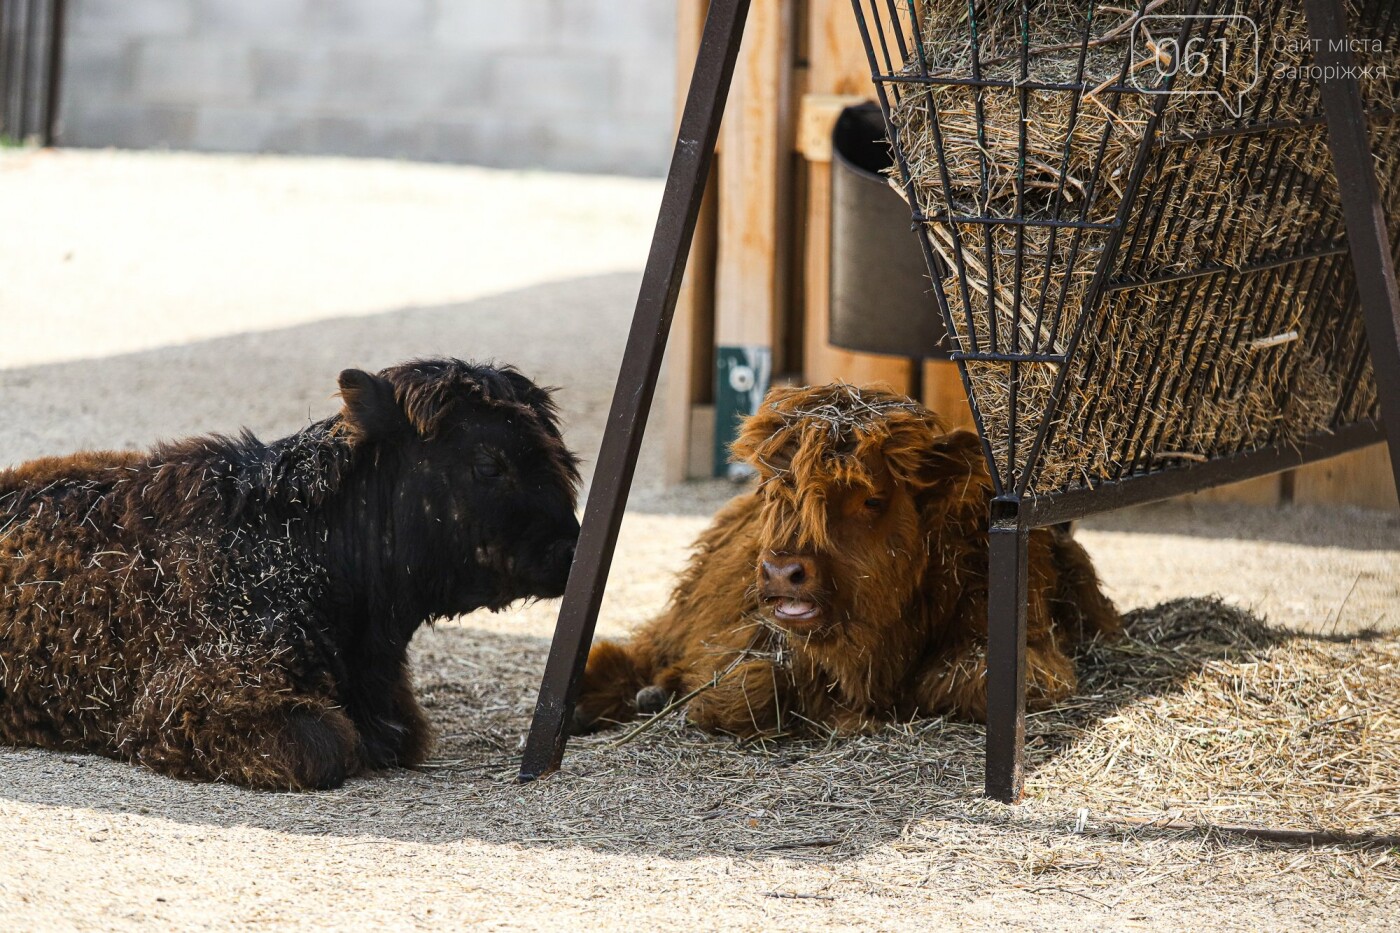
[851,0,1396,497]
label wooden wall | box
[663,0,1396,510]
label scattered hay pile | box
[531,597,1400,853]
[402,596,1400,910]
[888,1,1398,490]
[1046,597,1400,834]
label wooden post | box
[664,0,719,484]
[1293,444,1398,509]
[711,0,796,474]
[1304,0,1400,503]
[923,359,977,431]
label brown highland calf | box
[575,384,1119,737]
[0,359,580,789]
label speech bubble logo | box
[1128,14,1261,118]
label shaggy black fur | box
[0,359,580,789]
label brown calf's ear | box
[731,386,803,474]
[927,429,985,473]
[338,369,409,443]
[916,429,990,502]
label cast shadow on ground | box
[0,271,667,495]
[0,268,776,519]
[3,597,1389,863]
[1082,497,1398,551]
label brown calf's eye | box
[864,497,885,511]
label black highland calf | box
[0,359,581,789]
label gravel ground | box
[0,150,1396,931]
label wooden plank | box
[714,0,793,349]
[665,171,719,482]
[922,359,976,430]
[1180,474,1282,507]
[682,2,718,409]
[787,155,810,371]
[711,0,796,474]
[808,0,871,94]
[663,0,717,483]
[1292,443,1399,510]
[797,92,867,163]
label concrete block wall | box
[57,0,678,175]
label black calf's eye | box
[473,458,502,480]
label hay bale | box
[889,1,1397,491]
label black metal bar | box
[1109,273,1213,481]
[1039,0,1171,388]
[881,0,909,68]
[2,0,27,139]
[1014,6,1196,497]
[0,0,62,143]
[517,0,751,782]
[950,351,1066,364]
[1102,245,1349,293]
[1159,124,1252,273]
[1024,420,1385,527]
[1335,259,1375,423]
[1028,0,1098,351]
[872,73,1149,94]
[1212,254,1317,460]
[1304,0,1400,498]
[910,212,1117,231]
[985,498,1029,803]
[1157,109,1400,146]
[0,2,9,138]
[966,0,998,356]
[1009,0,1027,369]
[853,0,1005,494]
[23,0,41,139]
[1115,146,1183,294]
[44,0,64,145]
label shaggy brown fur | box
[575,384,1119,737]
[0,359,580,789]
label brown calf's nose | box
[761,556,811,588]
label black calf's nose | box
[551,539,576,568]
[535,537,578,599]
[762,558,808,587]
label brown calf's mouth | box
[763,596,826,631]
[772,598,819,621]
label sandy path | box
[0,151,1396,931]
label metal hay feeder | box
[520,0,1400,803]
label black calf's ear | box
[338,369,408,443]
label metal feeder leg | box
[984,499,1030,803]
[519,0,752,782]
[1304,0,1400,496]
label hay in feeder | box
[888,1,1398,491]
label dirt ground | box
[1,150,1397,931]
